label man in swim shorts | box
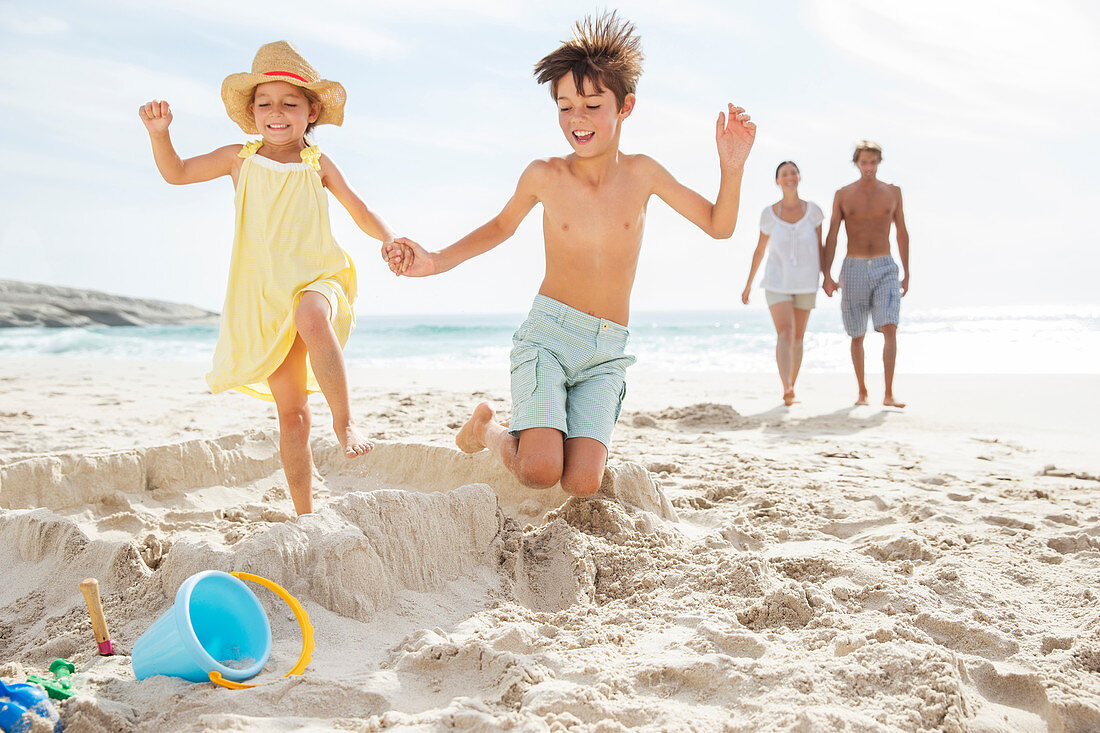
[822,140,910,408]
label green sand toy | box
[26,659,76,700]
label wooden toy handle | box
[79,577,114,655]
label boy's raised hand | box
[139,100,173,134]
[716,103,755,170]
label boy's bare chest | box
[541,182,649,242]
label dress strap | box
[300,145,321,171]
[237,140,320,170]
[238,139,264,159]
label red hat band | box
[262,70,311,84]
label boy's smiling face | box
[250,81,319,145]
[555,75,634,157]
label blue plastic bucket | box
[132,571,272,683]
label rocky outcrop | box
[0,279,217,328]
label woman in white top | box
[741,161,825,406]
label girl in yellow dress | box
[139,41,406,515]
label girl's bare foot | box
[783,389,796,407]
[855,392,869,406]
[883,396,907,408]
[456,402,494,453]
[338,423,373,458]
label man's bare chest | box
[843,189,895,222]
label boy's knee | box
[515,455,562,490]
[561,469,602,498]
[880,324,897,337]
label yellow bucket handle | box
[207,572,315,690]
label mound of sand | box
[632,402,750,431]
[0,431,687,729]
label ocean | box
[1,306,1098,374]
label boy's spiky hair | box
[533,11,644,110]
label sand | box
[1,357,1099,732]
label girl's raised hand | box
[139,100,173,134]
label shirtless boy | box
[388,13,755,496]
[823,140,909,408]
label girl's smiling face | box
[555,74,634,157]
[250,81,319,145]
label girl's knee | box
[277,406,311,439]
[294,298,332,339]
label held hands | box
[390,237,437,277]
[381,237,437,277]
[139,100,173,134]
[380,240,412,276]
[823,277,838,297]
[716,103,756,170]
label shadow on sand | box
[760,404,892,436]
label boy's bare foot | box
[883,396,907,408]
[456,402,494,453]
[855,392,869,406]
[338,423,373,458]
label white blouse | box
[759,201,824,294]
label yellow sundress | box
[206,139,357,401]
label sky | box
[1,0,1098,316]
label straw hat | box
[221,41,346,135]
